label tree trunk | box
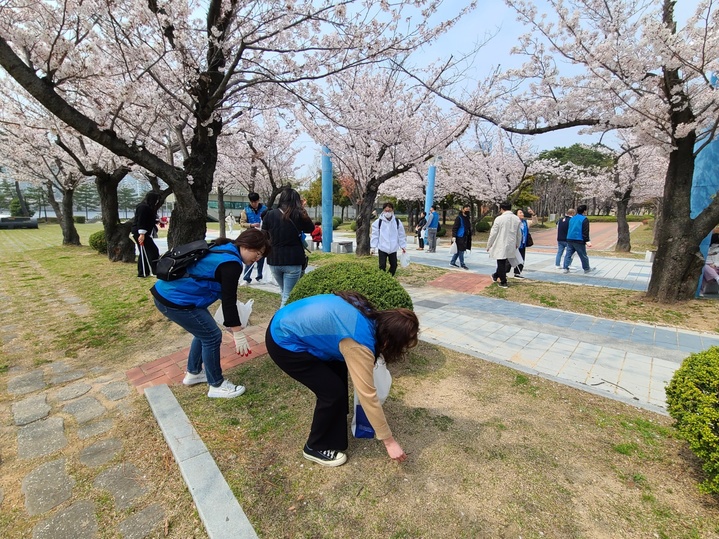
[653,198,663,246]
[95,170,135,262]
[355,187,380,256]
[218,186,226,239]
[614,190,631,252]
[14,181,30,216]
[646,136,715,302]
[60,189,80,245]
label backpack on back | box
[155,240,241,281]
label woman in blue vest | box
[151,229,271,399]
[240,192,268,283]
[449,204,472,269]
[266,291,419,467]
[562,204,593,273]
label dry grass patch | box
[175,342,719,539]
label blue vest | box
[153,244,243,308]
[567,214,587,241]
[245,203,266,225]
[427,212,439,228]
[270,295,376,360]
[519,220,528,247]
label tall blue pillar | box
[424,162,437,215]
[321,146,333,252]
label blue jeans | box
[555,241,567,266]
[564,241,590,271]
[153,298,224,386]
[271,265,303,307]
[450,251,465,266]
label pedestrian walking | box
[449,204,472,270]
[131,191,162,278]
[555,208,576,269]
[415,211,427,250]
[563,204,593,273]
[487,201,522,288]
[513,209,530,278]
[370,202,407,276]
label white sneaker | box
[207,379,246,399]
[182,370,207,386]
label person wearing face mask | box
[370,202,407,276]
[450,204,473,270]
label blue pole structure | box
[321,146,333,252]
[424,161,437,215]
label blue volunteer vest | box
[153,244,243,308]
[427,212,439,228]
[270,294,376,361]
[567,214,587,241]
[245,203,266,225]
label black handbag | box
[526,232,534,247]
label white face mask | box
[383,211,393,219]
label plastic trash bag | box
[399,250,411,268]
[508,249,524,268]
[351,356,392,439]
[449,242,458,255]
[214,299,254,327]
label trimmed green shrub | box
[666,346,719,494]
[332,216,342,229]
[350,220,357,231]
[475,217,493,232]
[89,230,108,254]
[586,215,654,223]
[74,215,86,224]
[436,225,447,237]
[287,262,413,311]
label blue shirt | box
[270,295,376,361]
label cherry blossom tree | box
[298,64,470,255]
[0,0,471,248]
[420,0,719,302]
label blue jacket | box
[270,294,376,360]
[153,244,243,308]
[519,220,529,248]
[426,211,439,229]
[567,214,590,243]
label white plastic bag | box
[399,250,411,268]
[449,241,458,255]
[508,249,524,268]
[214,299,254,327]
[351,356,392,439]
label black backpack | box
[155,240,240,281]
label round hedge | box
[332,216,342,229]
[287,262,413,311]
[666,346,719,494]
[89,230,107,254]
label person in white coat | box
[486,201,522,288]
[370,202,407,276]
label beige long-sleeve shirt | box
[339,338,392,440]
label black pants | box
[133,234,159,277]
[265,326,349,451]
[494,258,509,285]
[417,233,424,249]
[378,250,398,276]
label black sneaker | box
[491,273,499,282]
[449,262,459,268]
[303,444,347,467]
[498,282,509,289]
[461,265,469,270]
[513,274,525,279]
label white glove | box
[233,331,251,356]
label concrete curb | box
[144,384,258,539]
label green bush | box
[436,225,447,237]
[332,216,342,230]
[287,262,413,311]
[475,217,493,232]
[666,346,719,494]
[89,230,108,255]
[74,215,86,224]
[585,215,654,223]
[350,220,357,231]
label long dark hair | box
[334,291,419,363]
[278,187,307,221]
[215,228,272,258]
[142,191,161,211]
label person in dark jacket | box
[449,204,472,270]
[262,187,315,307]
[151,228,272,399]
[563,205,593,273]
[415,211,427,250]
[555,208,576,268]
[131,191,162,278]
